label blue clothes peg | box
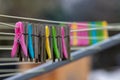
[28,23,35,59]
[91,22,97,44]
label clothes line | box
[0,20,120,32]
[0,21,116,32]
[0,73,17,78]
[0,21,110,29]
[0,23,120,34]
[0,26,119,36]
[0,62,40,66]
[0,32,108,39]
[0,22,14,28]
[0,14,117,28]
[0,14,106,26]
[0,32,14,35]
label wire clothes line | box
[0,58,19,61]
[0,21,119,32]
[0,62,40,66]
[0,32,109,39]
[5,33,120,80]
[0,22,14,28]
[0,47,86,50]
[0,32,14,35]
[0,73,17,78]
[0,14,118,28]
[0,21,113,30]
[0,24,120,36]
[0,69,20,73]
[0,14,109,26]
[0,31,109,39]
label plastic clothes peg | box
[96,22,104,42]
[11,21,28,57]
[45,25,52,59]
[61,27,68,58]
[88,22,97,44]
[102,21,108,39]
[77,22,89,46]
[52,26,60,59]
[28,23,35,59]
[70,23,78,46]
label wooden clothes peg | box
[64,25,70,59]
[39,24,46,63]
[60,24,70,59]
[49,25,54,61]
[22,22,29,62]
[56,26,63,60]
[33,24,40,63]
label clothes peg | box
[28,23,35,60]
[88,22,97,44]
[77,22,89,46]
[17,22,27,62]
[70,22,89,46]
[70,23,78,46]
[33,24,39,62]
[102,21,108,39]
[45,25,52,59]
[49,26,53,60]
[61,27,68,59]
[64,25,70,59]
[96,21,104,42]
[22,22,29,61]
[56,26,62,59]
[11,21,28,58]
[52,26,60,59]
[40,25,46,62]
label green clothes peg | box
[52,26,60,59]
[96,21,104,42]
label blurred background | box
[0,0,120,22]
[0,0,120,80]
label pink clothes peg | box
[77,22,89,46]
[11,21,28,57]
[70,22,89,46]
[61,27,68,59]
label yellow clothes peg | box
[71,23,78,46]
[102,21,108,39]
[45,25,52,59]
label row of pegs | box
[70,21,109,46]
[11,21,70,63]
